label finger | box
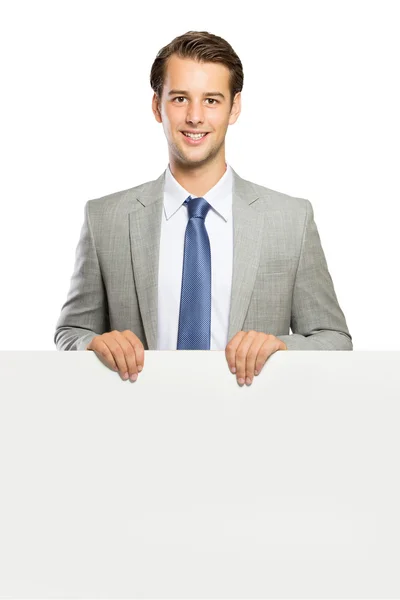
[254,336,278,376]
[123,330,145,373]
[105,333,130,378]
[245,335,268,384]
[225,331,247,373]
[111,331,139,381]
[235,331,257,385]
[91,337,120,372]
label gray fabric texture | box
[54,167,352,352]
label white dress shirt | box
[157,162,234,350]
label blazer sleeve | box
[53,200,110,351]
[277,199,353,350]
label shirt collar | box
[163,162,233,222]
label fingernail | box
[246,377,252,385]
[254,370,259,375]
[122,372,128,380]
[238,378,244,385]
[130,373,138,382]
[231,367,236,374]
[137,365,143,372]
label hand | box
[86,330,144,382]
[225,330,287,386]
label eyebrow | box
[167,89,226,100]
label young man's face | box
[152,54,241,168]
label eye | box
[172,97,219,105]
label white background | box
[1,0,398,350]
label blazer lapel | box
[129,172,165,350]
[129,167,264,350]
[227,168,264,343]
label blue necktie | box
[177,195,212,350]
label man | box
[54,30,352,387]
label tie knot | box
[185,196,211,220]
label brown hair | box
[150,31,243,110]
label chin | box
[178,147,207,159]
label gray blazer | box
[54,167,352,352]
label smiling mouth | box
[180,132,210,146]
[182,132,209,138]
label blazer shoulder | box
[84,174,163,216]
[240,174,311,213]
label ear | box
[228,92,241,126]
[152,93,162,123]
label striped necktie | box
[177,195,212,350]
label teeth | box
[183,132,207,139]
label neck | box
[169,155,227,197]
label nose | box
[185,99,205,126]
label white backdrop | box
[1,0,398,350]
